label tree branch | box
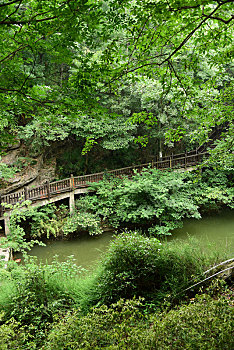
[0,15,57,25]
[202,14,234,24]
[0,87,55,105]
[110,2,227,81]
[0,0,73,26]
[168,0,234,12]
[127,16,151,65]
[168,60,188,97]
[0,34,48,63]
[1,0,23,25]
[0,0,21,8]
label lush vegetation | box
[0,233,232,349]
[0,0,233,177]
[74,167,233,235]
[0,1,233,349]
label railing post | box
[24,186,28,201]
[47,180,50,200]
[70,174,75,190]
[169,156,172,168]
[185,151,187,169]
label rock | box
[0,143,57,195]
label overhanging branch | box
[110,2,229,81]
[0,0,21,8]
[202,14,233,24]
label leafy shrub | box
[0,257,85,346]
[190,168,234,212]
[75,167,233,236]
[77,169,202,235]
[93,232,221,304]
[0,314,36,350]
[45,292,233,350]
[144,293,233,349]
[63,210,103,236]
[45,298,147,350]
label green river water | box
[25,209,234,269]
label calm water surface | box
[171,209,234,256]
[26,231,114,269]
[26,210,234,268]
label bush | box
[94,232,222,304]
[0,257,85,345]
[145,293,233,349]
[45,298,147,350]
[75,167,234,236]
[77,169,201,235]
[45,292,233,350]
[0,315,37,350]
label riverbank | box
[17,209,234,268]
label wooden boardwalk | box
[0,149,208,217]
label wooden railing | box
[0,150,208,215]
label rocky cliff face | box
[0,143,57,195]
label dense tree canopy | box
[0,0,233,172]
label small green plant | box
[1,201,45,258]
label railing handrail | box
[0,150,209,213]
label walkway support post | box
[4,216,10,236]
[69,174,75,214]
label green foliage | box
[45,290,233,350]
[93,232,223,305]
[1,203,70,261]
[0,234,230,349]
[145,293,233,350]
[75,167,233,235]
[0,157,17,181]
[3,201,103,245]
[18,113,137,155]
[1,202,45,260]
[64,210,102,236]
[77,169,201,235]
[29,204,69,239]
[189,168,234,212]
[0,0,233,161]
[165,126,186,144]
[29,203,102,237]
[0,316,34,350]
[206,124,234,171]
[45,298,146,350]
[0,257,85,346]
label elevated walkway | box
[0,149,208,236]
